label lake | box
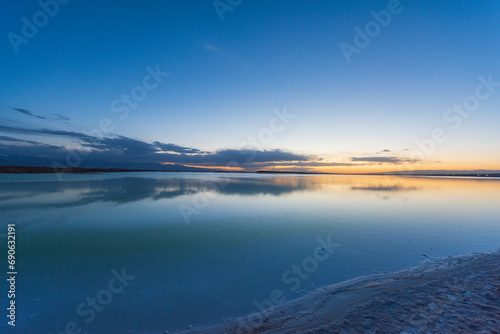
[1,172,499,333]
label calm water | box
[1,172,499,333]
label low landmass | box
[257,170,500,177]
[0,166,144,174]
[0,165,499,177]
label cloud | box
[80,136,206,157]
[0,124,310,168]
[82,135,158,156]
[205,44,223,53]
[204,43,252,69]
[2,124,384,171]
[12,108,47,119]
[376,149,391,154]
[247,161,356,168]
[0,117,15,123]
[0,136,40,145]
[0,125,93,140]
[53,113,70,121]
[201,149,308,164]
[153,141,203,154]
[0,142,69,160]
[351,156,420,164]
[7,124,428,171]
[4,105,70,121]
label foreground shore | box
[178,251,500,334]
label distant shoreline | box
[256,170,500,178]
[0,165,499,178]
[0,166,145,174]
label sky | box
[1,0,499,173]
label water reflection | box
[2,173,500,333]
[0,173,437,210]
[0,176,307,210]
[3,173,500,213]
[351,185,419,192]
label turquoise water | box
[1,172,499,333]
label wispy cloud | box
[205,44,223,53]
[248,161,356,168]
[204,43,252,69]
[0,125,92,140]
[4,105,70,122]
[0,135,41,145]
[351,156,420,164]
[12,107,47,120]
[53,113,70,121]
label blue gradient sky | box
[1,0,499,172]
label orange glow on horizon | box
[257,160,500,174]
[162,156,500,174]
